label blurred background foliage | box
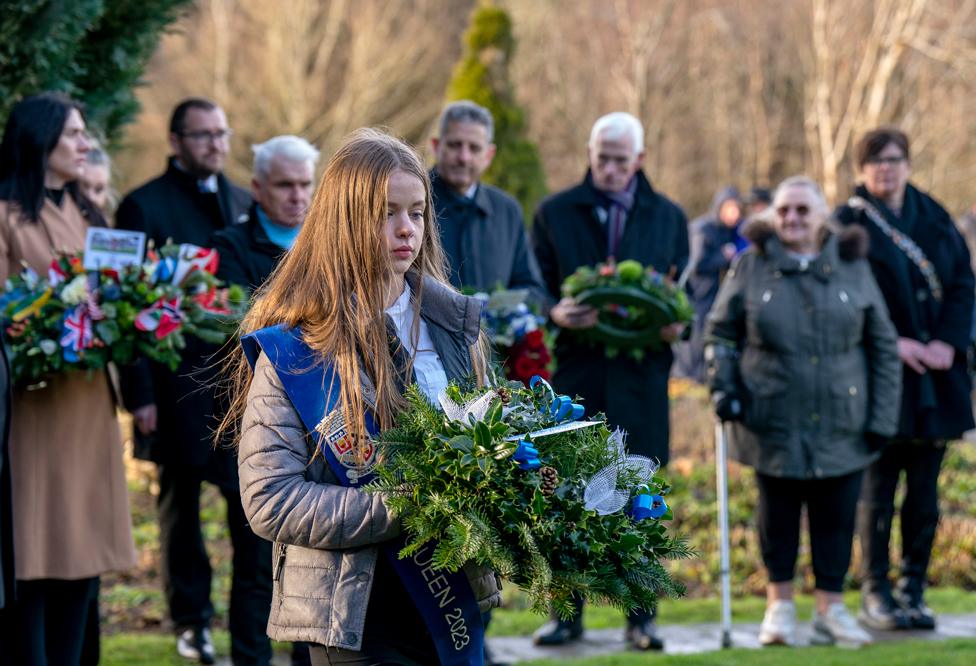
[4,0,976,218]
[0,0,193,143]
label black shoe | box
[626,620,664,651]
[176,626,216,664]
[858,586,910,630]
[532,619,583,646]
[894,582,937,630]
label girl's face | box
[773,184,826,253]
[384,169,426,278]
[47,108,91,186]
[80,163,110,211]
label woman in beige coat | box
[0,92,135,664]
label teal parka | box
[704,221,902,479]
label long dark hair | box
[0,92,104,225]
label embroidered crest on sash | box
[315,409,376,483]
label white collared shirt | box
[385,284,448,404]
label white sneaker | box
[812,603,873,649]
[759,600,797,646]
[176,627,216,664]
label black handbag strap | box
[848,195,943,302]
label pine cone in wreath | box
[495,387,512,405]
[540,465,558,496]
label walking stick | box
[714,420,733,648]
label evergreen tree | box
[0,0,192,142]
[446,1,547,220]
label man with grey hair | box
[210,135,319,290]
[430,100,546,304]
[207,135,319,666]
[532,111,689,651]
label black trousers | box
[858,440,946,592]
[755,470,863,593]
[80,577,100,666]
[8,577,98,665]
[308,640,437,666]
[157,463,273,665]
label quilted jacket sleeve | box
[238,353,402,549]
[703,253,750,397]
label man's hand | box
[133,404,158,436]
[721,243,737,261]
[660,322,686,343]
[921,339,955,371]
[897,337,929,375]
[550,297,598,330]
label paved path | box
[486,614,976,663]
[218,614,976,664]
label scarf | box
[597,176,638,260]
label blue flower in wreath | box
[512,440,541,471]
[630,492,668,520]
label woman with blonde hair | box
[223,128,499,666]
[705,176,901,648]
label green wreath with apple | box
[560,259,693,359]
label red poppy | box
[524,329,544,347]
[513,355,537,379]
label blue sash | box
[242,325,485,665]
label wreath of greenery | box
[561,259,693,360]
[371,379,691,618]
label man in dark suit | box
[532,112,689,651]
[430,100,546,305]
[116,98,252,665]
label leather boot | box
[895,577,936,630]
[532,618,583,646]
[532,595,584,646]
[859,580,910,630]
[625,619,664,650]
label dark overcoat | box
[532,170,689,464]
[430,170,548,306]
[209,203,285,292]
[705,222,902,479]
[834,184,975,439]
[116,159,251,477]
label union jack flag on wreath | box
[135,295,185,340]
[60,304,94,362]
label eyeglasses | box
[180,129,233,143]
[865,155,906,166]
[776,204,810,217]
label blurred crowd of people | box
[0,90,973,665]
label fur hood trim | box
[741,218,868,261]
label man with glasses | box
[116,98,251,665]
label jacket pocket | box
[741,353,790,433]
[830,380,867,434]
